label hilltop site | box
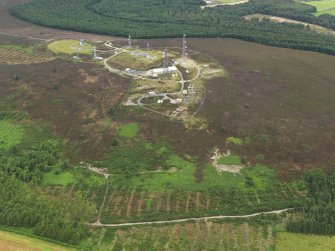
[0,0,335,250]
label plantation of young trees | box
[287,169,335,235]
[9,0,335,55]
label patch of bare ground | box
[211,148,244,174]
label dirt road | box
[89,208,293,227]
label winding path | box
[89,208,293,227]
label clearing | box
[42,170,75,186]
[244,14,335,34]
[48,39,92,55]
[117,122,139,139]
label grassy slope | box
[275,232,335,251]
[0,229,76,251]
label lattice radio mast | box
[93,45,97,60]
[163,48,169,74]
[128,35,132,48]
[182,34,187,64]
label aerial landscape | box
[0,0,335,250]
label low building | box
[148,66,178,76]
[170,98,183,104]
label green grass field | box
[302,0,335,15]
[48,39,92,55]
[42,171,75,186]
[0,120,24,150]
[0,229,76,251]
[275,232,335,251]
[117,122,139,138]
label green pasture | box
[48,39,92,55]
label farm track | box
[0,31,50,41]
[89,208,293,227]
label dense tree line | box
[287,169,335,235]
[9,0,335,55]
[0,175,93,244]
[0,141,68,183]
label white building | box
[147,66,178,76]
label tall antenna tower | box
[182,34,187,64]
[163,48,169,74]
[76,46,80,59]
[93,45,96,60]
[128,35,132,48]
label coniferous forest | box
[9,0,335,55]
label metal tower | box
[128,35,132,48]
[76,46,80,59]
[182,34,187,64]
[147,42,150,51]
[163,48,169,74]
[93,45,96,60]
